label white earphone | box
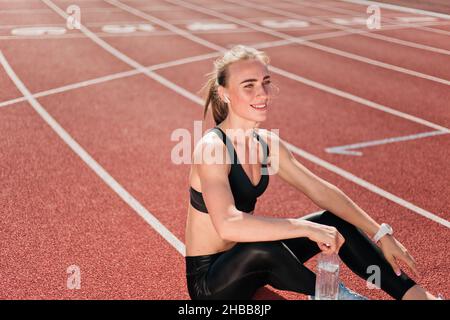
[224,95,230,104]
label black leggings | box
[185,211,416,300]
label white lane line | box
[341,0,450,20]
[270,65,450,133]
[42,0,449,230]
[165,0,450,86]
[326,130,449,155]
[0,50,186,256]
[286,140,450,228]
[0,52,220,109]
[315,0,450,36]
[235,0,450,56]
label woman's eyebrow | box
[240,75,271,84]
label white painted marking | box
[260,19,310,28]
[186,22,237,31]
[11,26,66,36]
[39,0,450,232]
[326,130,449,155]
[102,24,136,33]
[396,16,438,23]
[101,23,154,33]
[331,17,367,25]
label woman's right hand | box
[307,223,345,254]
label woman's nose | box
[256,85,268,98]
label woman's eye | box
[244,81,270,89]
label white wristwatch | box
[372,223,393,243]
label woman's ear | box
[217,86,229,104]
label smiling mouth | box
[250,103,267,110]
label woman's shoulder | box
[192,130,228,166]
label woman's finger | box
[319,243,335,254]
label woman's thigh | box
[205,240,316,299]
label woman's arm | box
[195,134,344,252]
[268,131,381,238]
[269,131,419,274]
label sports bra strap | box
[211,127,270,167]
[210,127,238,164]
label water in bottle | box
[315,252,340,300]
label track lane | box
[0,38,132,95]
[0,68,22,101]
[2,0,446,300]
[0,102,187,299]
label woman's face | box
[221,59,272,123]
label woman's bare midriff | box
[185,205,240,257]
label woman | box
[185,45,438,300]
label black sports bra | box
[189,127,270,214]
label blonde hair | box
[198,45,270,125]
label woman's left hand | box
[378,235,420,277]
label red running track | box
[0,0,449,300]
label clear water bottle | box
[315,252,340,300]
